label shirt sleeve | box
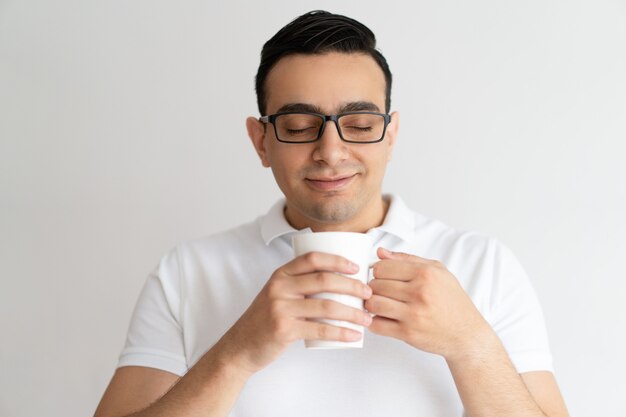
[117,247,188,376]
[489,240,554,374]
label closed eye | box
[287,126,317,134]
[345,126,373,131]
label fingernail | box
[349,262,359,272]
[349,330,363,341]
[363,314,373,326]
[363,285,373,298]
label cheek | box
[362,152,389,179]
[267,147,307,182]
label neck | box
[284,195,390,233]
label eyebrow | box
[275,101,381,115]
[340,101,381,113]
[276,103,322,114]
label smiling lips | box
[305,174,357,191]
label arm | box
[94,341,251,417]
[94,252,372,417]
[366,248,569,417]
[94,367,179,417]
[446,331,569,417]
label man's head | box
[247,11,399,232]
[255,10,393,116]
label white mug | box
[292,231,373,349]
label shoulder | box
[158,217,264,272]
[178,219,261,255]
[390,196,520,279]
[391,196,500,259]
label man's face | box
[247,52,399,231]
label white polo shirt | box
[118,195,553,416]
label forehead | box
[264,52,387,115]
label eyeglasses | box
[259,111,391,144]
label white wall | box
[1,0,625,415]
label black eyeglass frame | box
[259,111,392,144]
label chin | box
[305,197,360,224]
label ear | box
[246,117,271,168]
[385,111,400,161]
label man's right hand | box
[214,251,373,376]
[95,253,373,417]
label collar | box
[259,199,306,245]
[259,194,416,246]
[374,194,416,243]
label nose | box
[312,120,350,166]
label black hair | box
[255,10,393,115]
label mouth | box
[305,174,358,192]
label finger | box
[377,247,437,265]
[368,315,403,340]
[301,320,364,342]
[368,278,411,302]
[284,251,359,276]
[284,298,372,327]
[287,271,372,300]
[372,259,419,282]
[364,294,408,320]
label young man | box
[95,10,569,417]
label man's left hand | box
[365,247,496,361]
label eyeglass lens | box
[274,113,385,143]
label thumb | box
[376,247,436,265]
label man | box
[95,10,569,417]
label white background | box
[1,0,625,416]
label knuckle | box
[420,266,436,281]
[315,272,332,287]
[409,284,429,304]
[317,324,330,340]
[266,277,283,298]
[304,251,321,265]
[320,299,337,313]
[273,317,291,341]
[406,282,421,301]
[419,289,432,304]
